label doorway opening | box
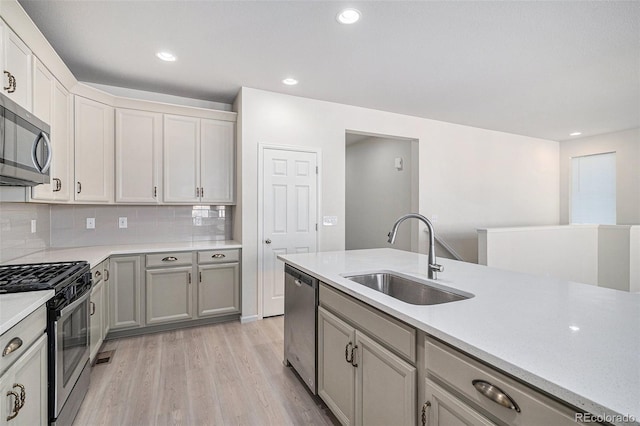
[345,132,419,251]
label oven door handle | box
[59,288,91,318]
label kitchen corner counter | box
[3,241,242,268]
[0,290,54,335]
[278,248,640,426]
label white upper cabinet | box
[200,118,235,204]
[74,95,114,203]
[31,62,73,202]
[0,19,32,111]
[163,114,201,203]
[164,114,235,204]
[115,108,162,203]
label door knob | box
[265,239,272,244]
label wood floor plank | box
[73,317,336,426]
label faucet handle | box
[429,263,444,273]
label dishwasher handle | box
[285,264,316,288]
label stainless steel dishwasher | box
[284,264,318,394]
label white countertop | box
[3,240,242,268]
[0,290,54,335]
[278,248,640,426]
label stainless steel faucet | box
[387,213,444,280]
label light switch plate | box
[118,217,128,229]
[86,218,95,229]
[30,219,37,233]
[323,216,338,226]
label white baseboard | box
[240,315,260,324]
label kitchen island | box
[279,248,639,426]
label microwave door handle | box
[30,132,52,173]
[39,132,52,173]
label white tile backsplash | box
[50,205,232,248]
[0,203,51,263]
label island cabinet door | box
[355,331,416,426]
[318,307,356,426]
[423,378,494,426]
[146,267,193,325]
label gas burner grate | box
[0,261,88,293]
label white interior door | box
[262,148,318,317]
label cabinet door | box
[110,256,143,330]
[74,95,114,203]
[102,259,111,336]
[31,79,72,202]
[32,59,52,124]
[355,331,416,426]
[0,334,48,426]
[115,109,162,203]
[89,280,104,363]
[200,119,235,203]
[163,114,200,203]
[197,263,239,317]
[146,267,193,325]
[0,21,32,111]
[318,307,356,426]
[423,379,494,426]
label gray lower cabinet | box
[318,306,416,426]
[89,278,105,363]
[0,311,48,426]
[197,263,240,317]
[423,379,493,426]
[109,255,143,331]
[146,267,193,325]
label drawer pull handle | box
[472,379,521,413]
[211,253,226,259]
[162,256,178,262]
[2,338,23,357]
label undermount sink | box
[342,271,473,305]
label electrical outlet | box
[86,218,95,229]
[30,219,37,233]
[323,216,338,226]
[118,217,128,229]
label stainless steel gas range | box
[0,261,92,425]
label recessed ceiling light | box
[156,51,176,62]
[337,8,361,24]
[569,132,582,136]
[282,78,298,86]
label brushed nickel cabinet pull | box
[350,344,358,367]
[53,178,62,192]
[3,71,10,92]
[421,401,431,426]
[104,269,109,281]
[161,256,178,262]
[201,187,204,198]
[9,74,16,93]
[94,270,101,278]
[77,181,82,194]
[153,186,157,198]
[199,271,202,282]
[90,301,96,316]
[345,342,353,364]
[472,380,520,412]
[211,253,226,259]
[188,273,191,284]
[2,337,22,357]
[6,389,19,421]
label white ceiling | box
[17,0,640,142]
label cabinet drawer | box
[0,305,46,376]
[197,249,239,264]
[320,283,416,363]
[146,252,193,268]
[425,338,581,425]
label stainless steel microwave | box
[0,92,51,186]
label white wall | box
[238,88,559,319]
[478,225,599,285]
[346,137,414,251]
[559,128,640,225]
[479,225,638,291]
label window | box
[571,152,616,224]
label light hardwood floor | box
[73,317,337,426]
